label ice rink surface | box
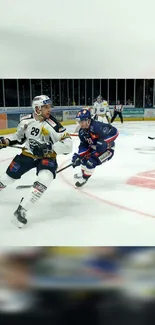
[1,121,155,246]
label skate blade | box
[75,180,87,187]
[11,218,25,229]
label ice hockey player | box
[74,96,111,133]
[0,95,72,228]
[72,109,119,187]
[111,100,123,124]
[92,95,111,123]
[74,106,93,133]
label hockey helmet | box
[32,95,51,115]
[76,109,91,121]
[97,95,102,102]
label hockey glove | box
[72,153,81,168]
[0,137,7,149]
[32,142,52,157]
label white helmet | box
[97,95,102,102]
[32,95,51,115]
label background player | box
[0,95,72,228]
[72,109,119,187]
[92,95,111,123]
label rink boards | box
[0,106,155,134]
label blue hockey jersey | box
[78,120,119,157]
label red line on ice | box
[1,156,155,220]
[59,160,155,220]
[0,157,13,163]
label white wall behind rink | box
[0,0,155,78]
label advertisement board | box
[7,114,21,128]
[63,109,80,121]
[1,107,155,133]
[144,108,155,118]
[122,108,144,117]
[52,111,63,122]
[0,107,32,112]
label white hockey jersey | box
[92,100,110,115]
[7,116,73,158]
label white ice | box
[1,121,155,246]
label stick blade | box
[148,136,155,140]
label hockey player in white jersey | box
[92,95,111,123]
[0,95,72,228]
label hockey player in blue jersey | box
[72,109,119,187]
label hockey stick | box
[69,133,78,136]
[0,144,25,149]
[16,162,73,189]
[148,136,155,140]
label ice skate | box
[12,199,27,229]
[75,177,88,187]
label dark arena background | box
[0,79,154,134]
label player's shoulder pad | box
[47,118,57,128]
[20,114,33,122]
[90,119,100,132]
[18,114,34,131]
[48,116,66,133]
[99,122,113,135]
[90,120,111,136]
